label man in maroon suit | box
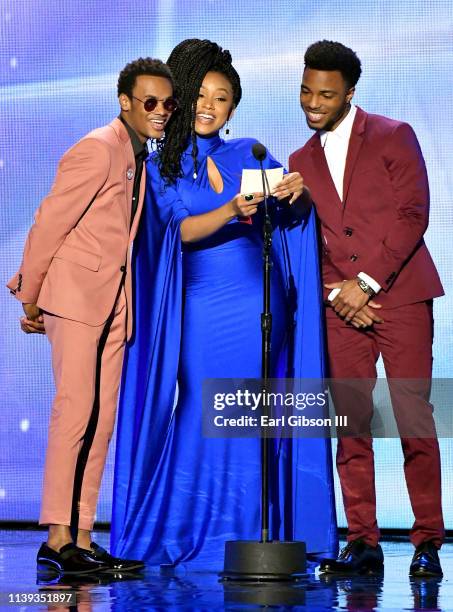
[289,40,444,577]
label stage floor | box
[0,530,452,610]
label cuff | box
[358,272,381,294]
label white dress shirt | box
[321,104,382,297]
[320,104,357,203]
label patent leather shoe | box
[319,540,384,575]
[37,542,108,575]
[79,542,145,572]
[409,541,443,577]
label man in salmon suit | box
[7,57,178,575]
[289,40,444,577]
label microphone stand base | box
[220,540,306,582]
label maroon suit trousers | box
[326,301,444,547]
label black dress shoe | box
[319,540,384,575]
[79,542,145,572]
[37,543,109,575]
[409,541,443,577]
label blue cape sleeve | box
[273,207,338,554]
[263,145,338,554]
[111,159,188,552]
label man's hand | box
[350,301,384,329]
[272,172,303,204]
[21,303,45,334]
[325,279,371,322]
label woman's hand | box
[272,172,304,204]
[229,192,264,217]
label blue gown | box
[111,134,338,569]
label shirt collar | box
[118,115,147,157]
[320,103,357,146]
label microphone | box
[252,142,267,162]
[252,142,271,198]
[250,142,273,242]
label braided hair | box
[159,38,242,184]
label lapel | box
[342,106,367,207]
[309,134,342,208]
[130,164,146,241]
[110,118,135,230]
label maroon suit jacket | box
[289,107,443,309]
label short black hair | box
[117,57,174,98]
[304,40,362,88]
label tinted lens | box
[143,98,158,112]
[143,97,178,112]
[163,98,178,112]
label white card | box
[240,167,284,194]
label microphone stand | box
[260,162,273,544]
[221,150,307,582]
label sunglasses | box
[132,95,179,113]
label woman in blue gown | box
[111,39,338,568]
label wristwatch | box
[357,277,376,298]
